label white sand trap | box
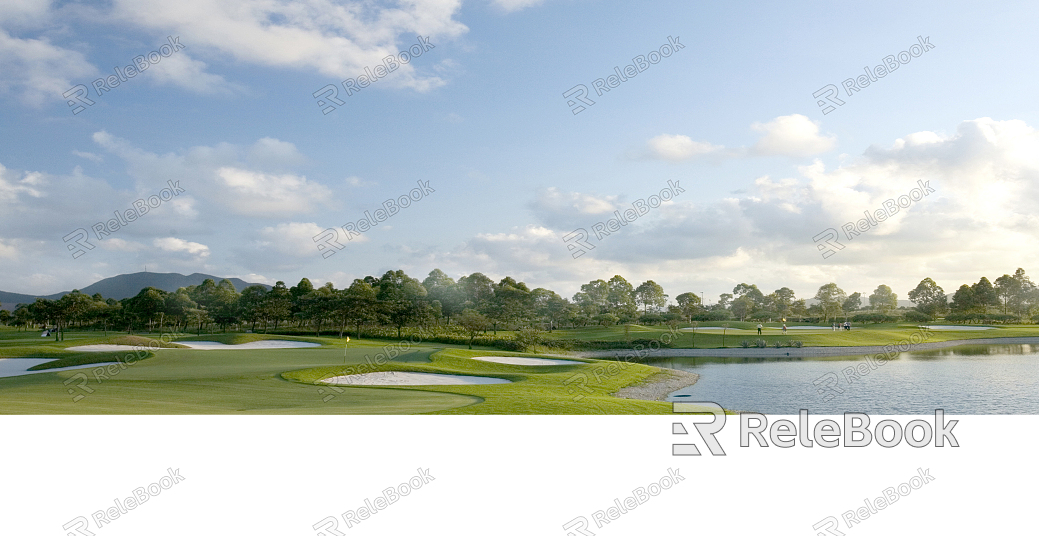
[321,372,511,386]
[680,327,737,331]
[923,325,995,331]
[66,344,145,352]
[471,356,583,366]
[171,341,321,350]
[0,358,114,378]
[781,326,835,330]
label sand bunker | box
[67,344,146,352]
[680,327,733,331]
[779,326,835,330]
[924,325,995,331]
[471,356,583,366]
[320,372,511,386]
[67,340,320,352]
[0,358,113,378]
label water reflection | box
[650,344,1039,415]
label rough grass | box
[27,350,154,371]
[175,333,331,346]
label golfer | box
[757,323,763,335]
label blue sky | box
[3,0,1039,305]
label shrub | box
[851,313,899,324]
[903,311,933,322]
[791,340,803,348]
[512,326,544,351]
[739,340,751,348]
[754,339,767,348]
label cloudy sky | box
[2,0,1038,305]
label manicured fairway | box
[0,334,479,414]
[0,330,676,414]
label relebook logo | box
[671,404,959,455]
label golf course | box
[3,321,1038,414]
[0,327,678,414]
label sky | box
[2,0,1039,306]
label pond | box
[654,344,1039,414]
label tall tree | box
[950,284,976,313]
[634,280,667,314]
[606,275,637,319]
[814,283,847,321]
[457,272,495,311]
[376,270,428,338]
[971,277,998,312]
[733,283,765,307]
[842,292,862,313]
[674,292,703,321]
[422,269,464,323]
[908,278,947,317]
[868,284,898,314]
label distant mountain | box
[0,272,270,311]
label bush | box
[791,340,803,348]
[754,339,767,348]
[638,313,665,325]
[691,310,733,321]
[903,311,933,322]
[851,313,899,324]
[739,340,751,348]
[512,326,544,351]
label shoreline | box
[570,336,1039,359]
[611,369,700,402]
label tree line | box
[4,267,1038,339]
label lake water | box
[654,344,1039,414]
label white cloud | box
[0,237,19,260]
[490,0,547,12]
[215,167,331,216]
[751,114,837,157]
[104,0,468,92]
[0,164,45,203]
[345,175,375,187]
[645,134,723,162]
[529,187,619,229]
[140,52,240,94]
[0,29,97,107]
[153,237,210,258]
[0,0,51,24]
[446,118,1039,302]
[258,221,366,258]
[99,238,146,252]
[72,150,103,163]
